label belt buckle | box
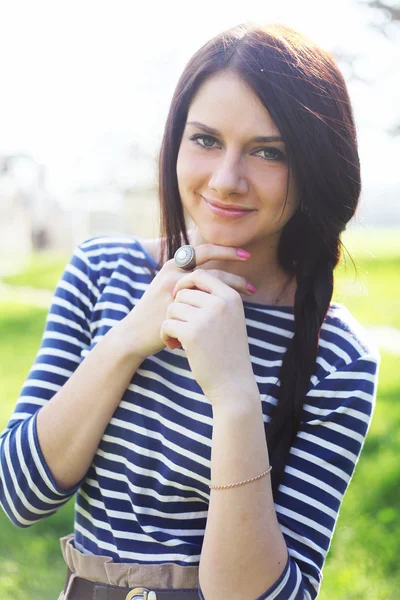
[125,588,157,600]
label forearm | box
[36,316,145,490]
[199,391,288,600]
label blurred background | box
[0,0,399,598]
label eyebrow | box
[186,121,284,144]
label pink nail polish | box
[237,249,251,258]
[247,283,257,293]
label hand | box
[160,268,257,406]
[122,243,256,361]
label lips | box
[204,197,253,211]
[203,196,255,219]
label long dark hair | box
[155,24,360,497]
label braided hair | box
[156,24,361,497]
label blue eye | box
[254,147,285,161]
[189,134,218,149]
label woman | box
[0,23,379,600]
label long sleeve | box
[199,351,379,600]
[0,243,98,526]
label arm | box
[0,243,145,526]
[36,316,145,491]
[199,392,289,600]
[198,353,379,600]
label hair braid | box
[267,212,339,497]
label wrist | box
[211,386,261,419]
[105,316,147,364]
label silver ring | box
[174,245,196,270]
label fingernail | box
[247,283,257,293]
[237,249,251,258]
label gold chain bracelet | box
[209,465,272,490]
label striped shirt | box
[0,237,380,599]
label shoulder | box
[316,303,380,380]
[304,304,380,423]
[65,236,161,295]
[75,235,159,269]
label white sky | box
[0,0,399,196]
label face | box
[176,70,299,253]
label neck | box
[188,228,296,307]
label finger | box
[170,288,211,307]
[172,269,236,300]
[167,300,199,320]
[204,269,256,296]
[168,339,182,350]
[163,334,182,350]
[194,243,251,266]
[167,243,251,271]
[160,319,186,348]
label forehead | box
[187,70,280,137]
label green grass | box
[334,228,400,329]
[2,252,69,290]
[0,227,399,599]
[0,302,74,599]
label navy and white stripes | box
[0,237,379,599]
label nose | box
[208,152,248,196]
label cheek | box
[177,145,210,193]
[176,147,186,191]
[176,153,195,195]
[271,167,298,207]
[286,175,300,214]
[254,168,289,203]
[256,168,299,224]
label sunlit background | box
[0,1,399,599]
[0,0,399,257]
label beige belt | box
[59,534,199,600]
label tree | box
[358,0,400,134]
[361,0,400,27]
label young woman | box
[0,23,379,600]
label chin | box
[195,224,251,249]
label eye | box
[253,147,285,161]
[189,134,219,149]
